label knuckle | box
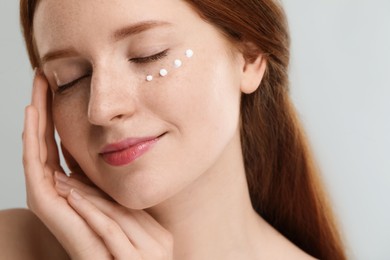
[102,221,120,236]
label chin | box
[108,180,175,210]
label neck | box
[146,131,265,259]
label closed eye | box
[129,49,169,64]
[55,49,169,94]
[56,74,91,94]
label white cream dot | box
[185,49,194,58]
[146,75,153,81]
[160,69,168,77]
[174,59,182,68]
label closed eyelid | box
[129,49,170,63]
[43,57,91,81]
[55,74,91,94]
[48,69,84,87]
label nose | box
[87,69,136,126]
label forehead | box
[33,0,202,56]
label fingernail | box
[55,171,69,183]
[70,189,83,200]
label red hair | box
[20,0,346,259]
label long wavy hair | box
[20,0,346,259]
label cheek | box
[142,52,242,166]
[191,65,241,145]
[52,92,89,153]
[148,54,241,133]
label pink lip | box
[100,135,163,166]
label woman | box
[0,0,346,259]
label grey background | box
[0,1,389,259]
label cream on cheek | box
[142,49,194,83]
[51,47,197,140]
[144,44,241,149]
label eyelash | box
[129,49,169,63]
[56,73,91,94]
[56,49,169,94]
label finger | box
[23,107,110,259]
[68,189,139,260]
[65,183,170,251]
[54,171,106,198]
[53,173,167,239]
[31,70,48,164]
[45,83,61,169]
[70,170,97,187]
[23,106,57,214]
[23,105,45,184]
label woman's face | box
[34,0,246,209]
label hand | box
[54,172,174,260]
[22,70,173,259]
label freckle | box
[160,69,168,77]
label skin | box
[0,0,317,259]
[37,0,245,211]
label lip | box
[100,134,164,166]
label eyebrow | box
[112,20,171,42]
[40,20,172,65]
